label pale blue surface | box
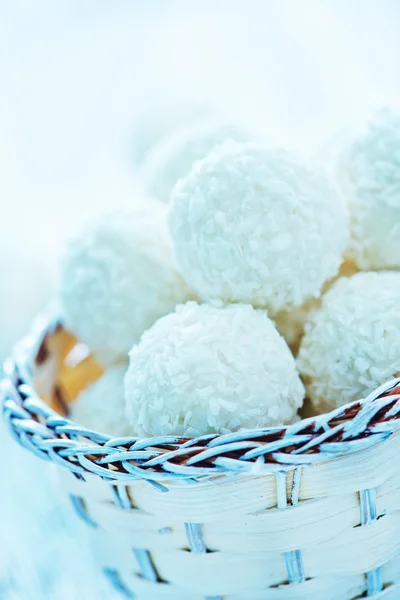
[0,418,120,599]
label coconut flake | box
[125,302,304,437]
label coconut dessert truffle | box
[170,142,349,313]
[70,364,133,437]
[142,119,251,203]
[60,199,193,365]
[337,109,400,270]
[297,271,400,413]
[125,302,305,437]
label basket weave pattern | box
[3,316,400,599]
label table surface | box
[0,418,120,600]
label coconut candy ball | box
[125,302,305,437]
[142,119,252,203]
[60,199,193,365]
[337,108,400,270]
[70,364,133,437]
[170,142,349,313]
[297,271,400,413]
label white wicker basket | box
[2,315,400,600]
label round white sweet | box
[125,302,305,437]
[142,120,251,203]
[297,271,400,412]
[70,364,133,437]
[60,199,193,365]
[337,109,400,269]
[169,142,349,313]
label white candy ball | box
[170,142,349,313]
[70,364,132,437]
[337,109,400,269]
[60,200,193,365]
[297,271,400,412]
[142,120,251,203]
[125,302,304,437]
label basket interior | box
[11,317,400,475]
[34,325,320,423]
[33,325,104,416]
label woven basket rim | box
[2,312,400,482]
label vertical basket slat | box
[360,488,383,597]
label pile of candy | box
[58,109,400,438]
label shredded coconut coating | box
[142,120,251,203]
[170,142,349,313]
[70,364,133,437]
[297,271,400,412]
[338,109,400,269]
[125,302,304,437]
[60,200,194,365]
